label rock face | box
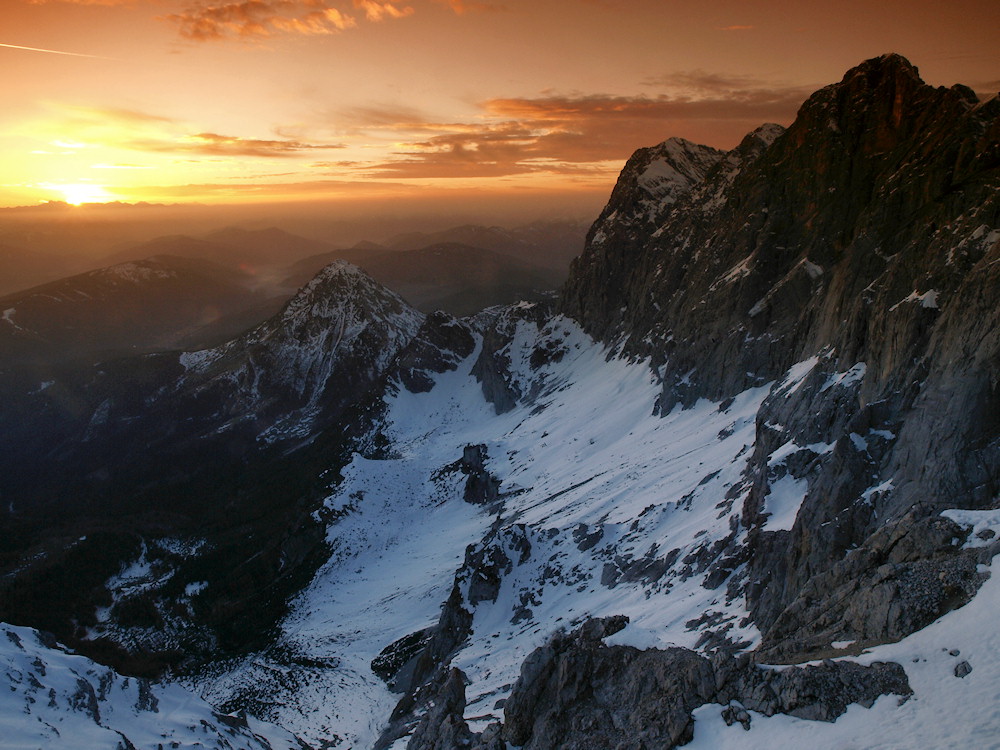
[499,618,909,750]
[390,310,476,394]
[562,53,1000,646]
[756,511,996,663]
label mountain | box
[106,227,340,287]
[0,255,274,367]
[0,622,307,749]
[0,261,425,683]
[285,242,563,316]
[561,52,1000,655]
[384,220,588,275]
[0,242,74,296]
[0,54,997,750]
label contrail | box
[0,42,114,60]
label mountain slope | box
[0,622,307,750]
[383,221,587,274]
[0,255,266,366]
[0,262,425,683]
[227,54,995,748]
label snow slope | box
[198,305,998,749]
[194,311,778,746]
[0,622,303,750]
[687,553,1000,750]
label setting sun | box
[51,183,112,205]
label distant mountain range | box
[285,241,563,316]
[0,255,280,367]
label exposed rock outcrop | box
[390,310,476,394]
[499,617,910,750]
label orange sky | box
[1,0,997,209]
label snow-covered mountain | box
[0,622,306,749]
[0,54,997,750]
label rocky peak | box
[598,137,725,228]
[175,261,423,442]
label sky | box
[0,0,997,211]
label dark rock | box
[471,300,555,414]
[392,311,476,394]
[572,523,604,551]
[720,659,911,721]
[372,627,436,689]
[460,444,502,506]
[755,512,987,663]
[406,668,475,750]
[721,703,752,730]
[501,622,715,750]
[499,618,910,749]
[954,661,973,678]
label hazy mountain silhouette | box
[284,242,563,316]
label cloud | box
[162,0,505,40]
[164,1,358,41]
[353,0,414,21]
[163,0,430,40]
[719,24,754,31]
[68,106,177,125]
[350,80,810,180]
[432,0,506,13]
[46,104,345,157]
[641,70,770,94]
[165,132,346,156]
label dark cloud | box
[641,70,773,93]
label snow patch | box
[775,357,819,395]
[890,289,940,311]
[942,509,1000,549]
[761,474,808,532]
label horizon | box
[1,0,997,212]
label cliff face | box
[561,53,1000,639]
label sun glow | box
[52,183,113,205]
